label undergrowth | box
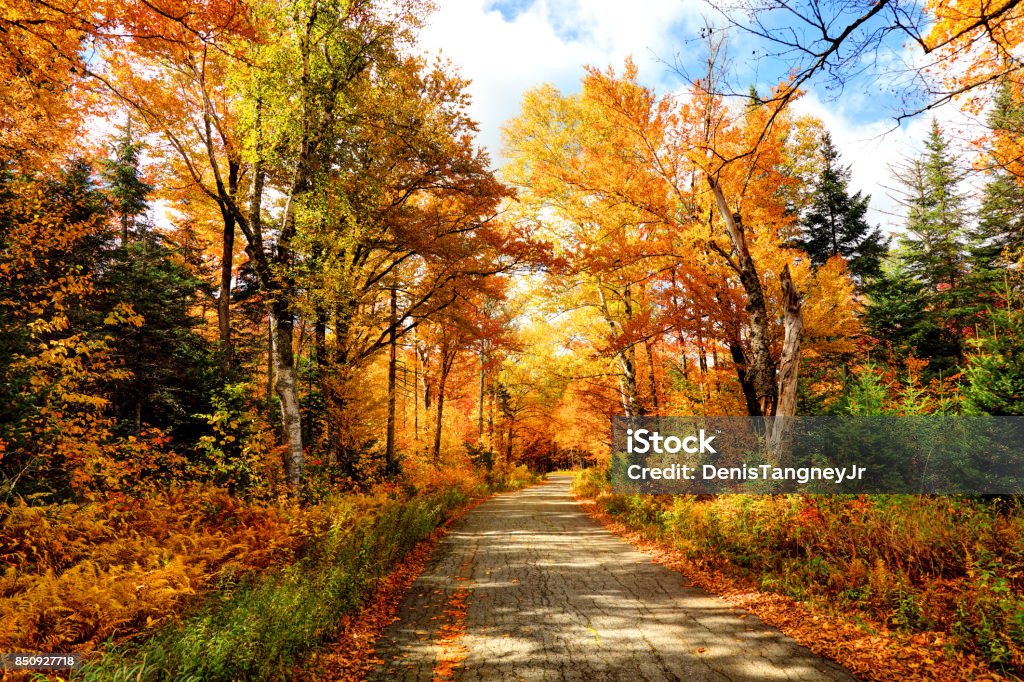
[572,468,1024,674]
[0,464,536,680]
[75,486,475,681]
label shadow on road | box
[370,475,857,681]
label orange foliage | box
[503,61,861,420]
[0,486,315,653]
[581,496,1012,682]
[925,0,1024,112]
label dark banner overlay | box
[610,417,1024,494]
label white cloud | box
[417,1,989,234]
[792,92,988,235]
[417,0,704,162]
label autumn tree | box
[503,52,863,440]
[72,0,516,490]
[0,162,142,498]
[0,0,97,166]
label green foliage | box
[899,121,969,294]
[834,367,888,415]
[797,131,888,281]
[101,121,152,242]
[891,120,970,367]
[465,440,495,470]
[864,261,959,372]
[963,306,1024,415]
[195,384,274,493]
[952,551,1024,668]
[94,133,220,440]
[832,363,957,417]
[965,86,1024,322]
[100,233,219,438]
[972,171,1024,280]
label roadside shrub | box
[594,491,1024,673]
[571,467,608,499]
[487,462,539,492]
[74,487,471,681]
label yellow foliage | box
[0,487,315,652]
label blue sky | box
[416,0,982,232]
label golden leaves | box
[0,486,311,654]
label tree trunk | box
[432,370,447,465]
[597,283,642,416]
[413,342,419,443]
[618,346,642,416]
[729,342,762,421]
[266,314,274,413]
[505,417,515,463]
[311,303,327,447]
[768,265,803,459]
[478,342,486,441]
[270,302,303,492]
[488,382,495,444]
[385,285,398,474]
[645,341,659,414]
[217,161,238,374]
[707,177,778,418]
[218,213,234,373]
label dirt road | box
[370,475,856,681]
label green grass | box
[75,487,472,681]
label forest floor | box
[366,475,855,681]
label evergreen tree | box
[97,135,218,438]
[897,120,969,292]
[893,120,970,362]
[798,132,888,280]
[960,169,1024,328]
[968,84,1024,303]
[963,306,1024,415]
[100,235,218,436]
[974,171,1024,270]
[101,120,152,245]
[863,260,957,370]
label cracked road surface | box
[369,475,857,681]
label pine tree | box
[969,84,1024,294]
[101,119,152,245]
[100,235,218,436]
[963,306,1024,415]
[975,171,1024,269]
[798,132,888,281]
[897,120,968,292]
[98,135,218,437]
[893,120,970,363]
[863,260,956,369]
